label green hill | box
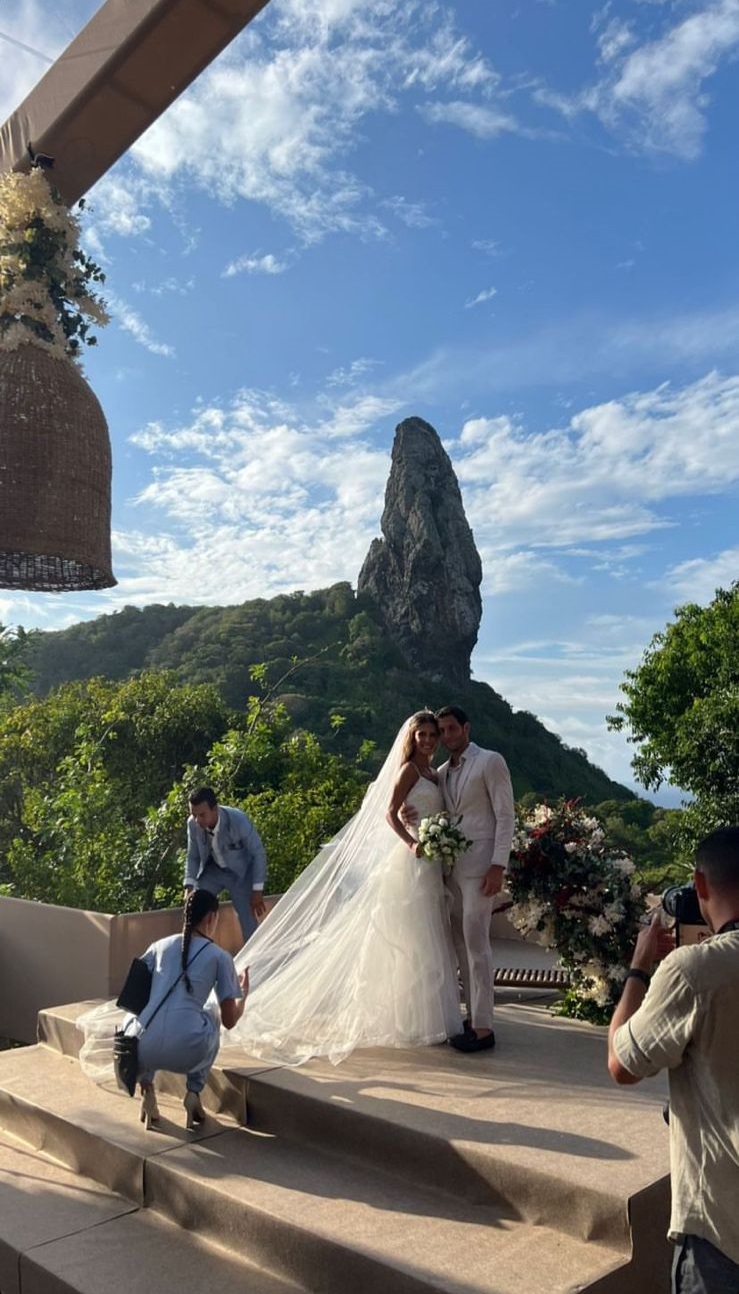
[25,582,630,802]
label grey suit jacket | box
[184,805,267,889]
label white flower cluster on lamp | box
[0,167,108,360]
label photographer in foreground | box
[608,827,739,1294]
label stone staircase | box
[0,1000,672,1294]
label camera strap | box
[717,918,739,935]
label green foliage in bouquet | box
[508,799,645,1024]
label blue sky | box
[2,0,739,798]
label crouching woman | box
[133,888,247,1128]
[80,888,247,1130]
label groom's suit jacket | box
[438,743,514,877]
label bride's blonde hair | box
[400,710,439,763]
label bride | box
[227,711,462,1065]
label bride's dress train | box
[228,758,461,1066]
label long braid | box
[182,889,219,993]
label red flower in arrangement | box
[508,798,644,1023]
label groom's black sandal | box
[449,1029,496,1054]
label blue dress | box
[128,933,241,1092]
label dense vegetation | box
[0,587,686,915]
[609,581,739,849]
[23,583,631,801]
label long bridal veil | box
[228,718,460,1066]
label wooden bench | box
[493,966,570,989]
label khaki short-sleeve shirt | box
[613,931,739,1263]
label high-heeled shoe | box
[139,1085,160,1130]
[183,1090,206,1130]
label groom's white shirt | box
[438,742,515,871]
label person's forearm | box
[386,808,416,850]
[607,979,648,1084]
[608,977,648,1040]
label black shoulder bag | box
[113,941,210,1097]
[116,956,154,1015]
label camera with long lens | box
[661,883,707,946]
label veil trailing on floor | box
[227,718,461,1066]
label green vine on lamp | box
[0,167,108,362]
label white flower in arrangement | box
[588,913,612,937]
[508,797,646,1020]
[590,978,611,1008]
[603,901,625,926]
[613,855,636,875]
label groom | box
[436,706,515,1054]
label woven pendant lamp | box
[0,345,115,591]
[0,165,115,591]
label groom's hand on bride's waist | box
[399,804,419,829]
[481,865,505,897]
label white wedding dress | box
[228,728,462,1066]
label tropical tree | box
[608,583,739,849]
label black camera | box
[661,883,706,945]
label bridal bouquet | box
[417,813,471,864]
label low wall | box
[0,896,248,1044]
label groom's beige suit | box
[438,743,515,1030]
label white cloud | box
[598,0,739,158]
[455,372,739,553]
[117,388,400,604]
[222,251,289,277]
[87,174,152,239]
[108,295,175,357]
[393,305,739,405]
[127,3,499,244]
[595,18,636,65]
[661,547,739,603]
[540,0,739,159]
[381,196,438,229]
[420,100,523,139]
[471,239,501,257]
[464,286,497,309]
[325,358,382,388]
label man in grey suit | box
[436,706,515,1053]
[184,787,267,942]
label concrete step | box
[39,1002,665,1240]
[36,1001,673,1292]
[0,1044,627,1294]
[220,1007,670,1250]
[0,1128,307,1294]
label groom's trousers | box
[446,840,496,1030]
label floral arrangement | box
[0,167,108,361]
[507,799,644,1023]
[417,812,471,865]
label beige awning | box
[0,0,270,203]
